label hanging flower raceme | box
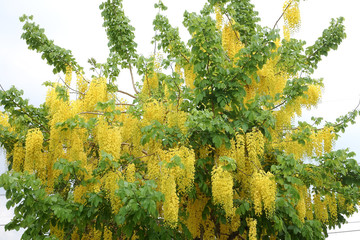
[211,165,234,217]
[24,128,43,174]
[250,171,277,218]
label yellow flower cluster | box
[50,224,64,240]
[65,65,72,85]
[73,185,87,204]
[161,174,179,227]
[12,142,25,172]
[24,128,43,174]
[215,4,223,30]
[104,226,112,240]
[211,166,234,217]
[158,146,195,194]
[313,193,328,223]
[295,185,307,222]
[326,193,337,221]
[69,131,87,164]
[299,84,322,109]
[82,77,108,112]
[281,126,335,160]
[222,21,244,60]
[184,65,196,89]
[142,99,166,126]
[234,133,246,171]
[247,218,257,240]
[203,219,216,239]
[246,129,264,172]
[166,106,188,134]
[283,0,301,32]
[142,72,158,95]
[96,118,122,160]
[250,171,276,218]
[256,56,288,99]
[186,193,208,238]
[76,73,88,96]
[0,112,11,129]
[102,170,123,214]
[125,163,136,182]
[283,25,290,41]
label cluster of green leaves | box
[0,0,360,239]
[100,0,138,81]
[19,15,81,74]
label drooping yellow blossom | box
[295,185,307,222]
[142,99,166,126]
[326,193,337,221]
[104,226,112,240]
[215,4,223,30]
[256,56,288,99]
[250,171,276,218]
[283,0,301,32]
[96,118,122,160]
[162,174,179,227]
[184,65,196,89]
[161,146,196,194]
[12,142,25,172]
[246,129,264,172]
[125,163,136,182]
[102,170,123,214]
[247,218,257,240]
[203,219,216,239]
[24,128,43,173]
[0,112,11,129]
[142,72,159,95]
[222,21,244,60]
[50,224,64,240]
[166,107,188,134]
[211,166,234,217]
[283,25,290,41]
[314,193,328,223]
[76,73,88,96]
[82,77,108,112]
[65,65,72,86]
[73,185,87,204]
[186,193,208,238]
[300,84,322,109]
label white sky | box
[0,0,360,239]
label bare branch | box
[59,76,84,95]
[117,89,136,99]
[129,63,139,94]
[115,103,135,106]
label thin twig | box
[273,0,293,29]
[117,89,136,99]
[128,63,139,94]
[59,76,84,95]
[79,111,104,115]
[224,12,240,41]
[115,103,135,106]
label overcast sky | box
[0,0,360,239]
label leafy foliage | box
[1,0,360,240]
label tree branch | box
[273,0,293,30]
[117,89,136,99]
[128,63,139,94]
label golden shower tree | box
[1,0,360,239]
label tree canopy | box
[1,0,360,239]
